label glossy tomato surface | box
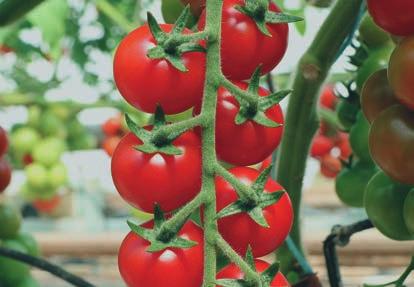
[217,259,290,287]
[215,167,293,257]
[114,24,205,114]
[367,0,414,36]
[388,37,414,110]
[198,0,288,80]
[111,130,202,213]
[215,82,284,166]
[118,221,204,287]
[369,105,414,185]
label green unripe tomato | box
[67,119,86,138]
[349,112,372,163]
[335,161,377,207]
[68,133,97,150]
[0,240,30,285]
[25,163,48,189]
[38,112,67,139]
[0,204,21,239]
[404,190,414,235]
[11,127,40,154]
[358,14,390,48]
[364,171,414,241]
[47,162,68,189]
[15,232,40,257]
[15,276,41,287]
[161,0,197,27]
[32,138,64,167]
[27,106,42,128]
[336,99,360,131]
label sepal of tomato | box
[217,251,289,287]
[364,171,414,241]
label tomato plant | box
[404,190,414,235]
[198,0,289,80]
[118,220,204,287]
[0,158,12,193]
[215,167,293,257]
[367,0,414,36]
[113,24,206,114]
[388,36,414,110]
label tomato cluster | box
[101,114,127,157]
[0,126,11,194]
[0,204,40,287]
[112,0,295,286]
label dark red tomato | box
[215,82,283,166]
[361,69,398,123]
[113,25,205,114]
[388,37,414,110]
[215,167,293,257]
[0,126,8,157]
[22,154,34,166]
[102,116,122,137]
[198,0,288,80]
[32,196,61,214]
[367,0,414,36]
[369,105,414,185]
[310,134,334,158]
[118,220,203,287]
[102,136,121,157]
[0,159,11,193]
[319,85,337,110]
[111,130,202,213]
[217,259,290,287]
[320,154,341,179]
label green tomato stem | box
[275,0,364,275]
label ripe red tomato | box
[102,116,122,137]
[0,126,8,157]
[388,37,414,110]
[335,132,352,161]
[102,136,121,157]
[113,25,205,114]
[118,220,204,287]
[198,0,288,80]
[0,159,11,193]
[367,0,414,36]
[310,135,334,158]
[217,259,290,287]
[215,167,293,257]
[320,154,341,178]
[258,156,272,172]
[111,131,202,213]
[214,82,284,166]
[32,196,61,214]
[319,85,337,110]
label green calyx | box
[216,248,281,287]
[128,205,197,252]
[234,67,291,128]
[236,0,303,37]
[125,107,182,155]
[146,7,206,72]
[217,166,285,228]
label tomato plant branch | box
[275,0,364,275]
[94,0,136,33]
[216,235,262,286]
[0,246,95,287]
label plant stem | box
[95,0,136,33]
[216,235,262,286]
[275,0,364,275]
[200,0,224,286]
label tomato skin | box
[335,132,352,161]
[118,221,204,287]
[335,161,377,207]
[215,167,293,257]
[33,195,61,214]
[0,126,8,156]
[358,14,390,48]
[367,0,414,36]
[111,131,202,213]
[404,189,414,235]
[369,105,414,185]
[217,259,290,287]
[388,37,414,110]
[102,116,122,137]
[349,112,372,163]
[258,156,272,172]
[0,240,30,285]
[113,25,205,114]
[320,154,341,179]
[102,136,122,157]
[0,158,12,193]
[361,69,399,123]
[310,135,334,158]
[215,82,284,166]
[319,85,337,110]
[198,0,288,80]
[364,171,414,241]
[0,204,21,239]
